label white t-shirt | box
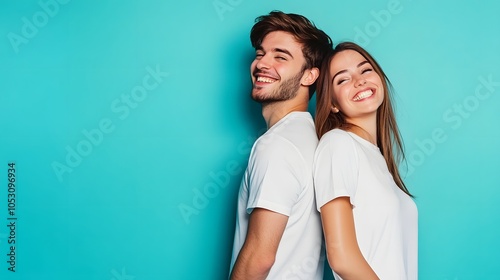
[230,112,324,280]
[314,129,418,280]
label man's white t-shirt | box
[314,129,418,280]
[230,112,324,280]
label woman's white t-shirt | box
[314,129,418,280]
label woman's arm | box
[321,197,379,280]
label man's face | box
[250,31,308,103]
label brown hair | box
[250,11,333,98]
[315,42,412,197]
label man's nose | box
[256,54,272,70]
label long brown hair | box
[315,42,412,197]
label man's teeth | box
[257,76,276,83]
[353,89,373,101]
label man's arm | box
[321,197,379,280]
[230,208,289,280]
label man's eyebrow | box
[254,47,294,59]
[273,48,293,58]
[332,60,370,82]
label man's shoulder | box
[270,112,317,142]
[252,132,296,159]
[248,112,316,162]
[274,111,314,132]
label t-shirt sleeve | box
[313,130,359,211]
[246,136,306,217]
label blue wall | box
[1,0,499,279]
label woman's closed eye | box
[361,68,373,74]
[336,77,349,85]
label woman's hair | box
[250,11,333,98]
[315,42,412,197]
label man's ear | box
[301,67,320,86]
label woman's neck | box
[344,115,378,146]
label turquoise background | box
[1,0,499,279]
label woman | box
[313,42,417,280]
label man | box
[229,11,333,280]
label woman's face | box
[329,50,384,122]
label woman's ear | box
[330,105,339,113]
[301,67,319,86]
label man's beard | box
[251,70,304,104]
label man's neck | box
[261,96,309,129]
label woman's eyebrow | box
[357,61,369,68]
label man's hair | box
[250,11,333,98]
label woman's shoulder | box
[319,128,353,145]
[316,129,359,158]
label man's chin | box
[251,91,264,102]
[251,95,285,104]
[251,91,270,103]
